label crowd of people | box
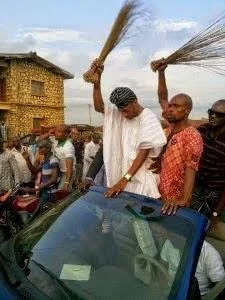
[0,57,225,296]
[0,124,101,206]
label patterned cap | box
[110,87,137,109]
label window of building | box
[31,80,44,96]
[0,78,6,101]
[33,118,42,129]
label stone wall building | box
[0,52,74,137]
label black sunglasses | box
[208,109,225,118]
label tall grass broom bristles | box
[151,11,225,76]
[83,0,142,84]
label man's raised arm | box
[151,59,169,111]
[92,59,105,113]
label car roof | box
[89,186,209,300]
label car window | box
[13,191,194,300]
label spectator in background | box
[23,139,60,204]
[70,128,84,186]
[161,239,225,296]
[38,125,75,192]
[82,134,100,180]
[0,120,8,141]
[79,144,105,191]
[0,138,20,191]
[11,136,34,186]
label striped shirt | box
[196,124,225,190]
[41,155,60,194]
[0,124,7,140]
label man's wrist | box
[85,177,94,183]
[94,81,101,88]
[212,211,219,217]
[123,173,132,182]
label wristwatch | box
[123,173,132,182]
[212,211,218,217]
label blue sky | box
[0,0,224,26]
[0,0,225,124]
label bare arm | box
[93,82,104,113]
[36,128,55,142]
[162,167,196,215]
[127,149,150,177]
[63,158,74,191]
[151,59,169,110]
[158,70,169,111]
[24,157,40,175]
[181,166,196,205]
[92,59,104,113]
[22,149,40,174]
[36,132,51,142]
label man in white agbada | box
[91,59,167,198]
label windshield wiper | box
[32,260,84,300]
[0,252,18,285]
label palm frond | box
[83,0,143,84]
[152,11,225,76]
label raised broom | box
[151,11,225,76]
[83,0,142,84]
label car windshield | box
[12,189,195,300]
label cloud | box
[17,27,86,43]
[0,19,224,125]
[154,19,198,33]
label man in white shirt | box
[82,135,100,180]
[52,125,75,192]
[89,59,167,198]
[161,239,225,296]
[39,125,75,192]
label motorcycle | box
[0,184,71,242]
[0,184,41,242]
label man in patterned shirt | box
[151,59,203,215]
[0,138,20,191]
[23,139,60,204]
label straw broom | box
[83,0,142,84]
[151,11,225,76]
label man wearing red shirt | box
[151,59,203,215]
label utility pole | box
[88,104,92,125]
